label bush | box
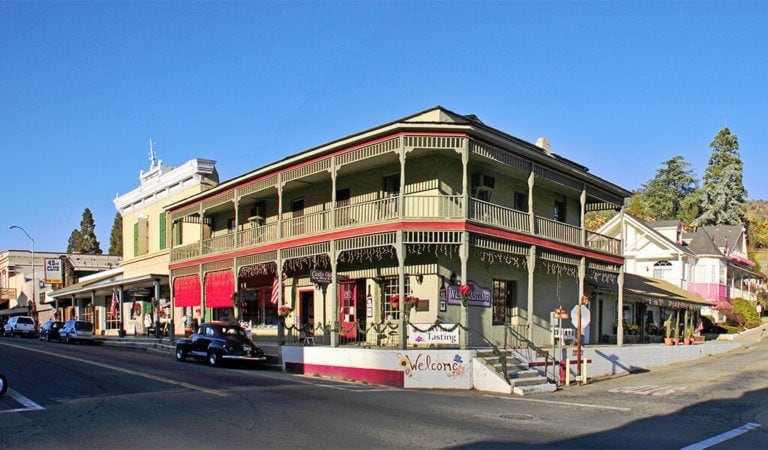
[732,298,760,329]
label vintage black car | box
[175,321,266,367]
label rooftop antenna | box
[149,138,157,169]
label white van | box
[3,316,36,338]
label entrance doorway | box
[299,290,314,330]
[339,280,365,341]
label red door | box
[339,281,358,340]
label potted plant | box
[664,315,674,346]
[671,310,681,345]
[684,326,694,345]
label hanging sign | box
[445,282,491,307]
[310,270,332,285]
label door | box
[291,198,305,236]
[300,290,314,331]
[339,281,362,341]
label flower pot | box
[684,337,693,345]
[671,337,680,345]
[664,337,674,346]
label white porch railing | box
[202,233,234,255]
[171,194,623,261]
[535,216,581,247]
[469,199,530,233]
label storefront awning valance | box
[589,273,713,310]
[174,275,201,308]
[204,270,234,309]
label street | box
[1,337,766,449]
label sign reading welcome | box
[444,281,491,307]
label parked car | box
[3,316,36,338]
[39,320,65,342]
[175,321,266,367]
[58,320,94,344]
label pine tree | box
[640,155,698,223]
[66,229,82,253]
[694,127,748,226]
[109,212,123,256]
[66,208,103,254]
[78,208,103,254]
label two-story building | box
[165,106,632,349]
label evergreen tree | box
[694,127,747,226]
[66,208,103,254]
[108,211,123,256]
[78,208,103,254]
[640,155,698,223]
[66,229,82,253]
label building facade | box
[51,148,219,336]
[165,107,632,349]
[1,250,120,326]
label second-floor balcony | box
[171,194,621,263]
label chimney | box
[535,137,552,155]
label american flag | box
[110,289,119,316]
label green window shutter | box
[133,222,139,257]
[159,212,167,250]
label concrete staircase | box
[475,349,557,396]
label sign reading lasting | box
[408,323,459,345]
[445,282,491,307]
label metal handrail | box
[505,324,556,384]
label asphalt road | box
[1,336,766,449]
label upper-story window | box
[653,260,672,280]
[471,173,495,202]
[159,212,167,250]
[134,215,149,257]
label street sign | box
[570,304,591,330]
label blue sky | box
[2,1,766,253]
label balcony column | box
[330,156,337,229]
[276,174,284,240]
[397,230,407,349]
[617,266,625,346]
[461,140,469,220]
[398,141,406,219]
[233,196,240,247]
[460,231,469,350]
[578,257,586,342]
[527,245,536,342]
[580,187,587,247]
[527,170,535,233]
[329,241,339,347]
[276,249,285,346]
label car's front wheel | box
[0,373,7,398]
[207,351,220,367]
[175,346,187,362]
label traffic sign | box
[570,304,591,330]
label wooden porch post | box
[330,241,339,347]
[397,230,407,350]
[527,245,536,342]
[617,266,625,346]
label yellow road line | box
[1,342,227,397]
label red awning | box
[174,275,201,307]
[205,270,234,308]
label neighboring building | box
[1,250,120,326]
[598,214,766,327]
[51,144,218,336]
[165,106,633,348]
